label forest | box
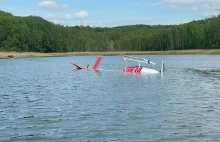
[0,10,220,53]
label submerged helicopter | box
[69,55,165,74]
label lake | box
[1,55,220,142]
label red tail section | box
[70,56,102,70]
[69,62,83,70]
[92,56,102,70]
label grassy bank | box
[1,49,220,59]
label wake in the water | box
[186,68,220,78]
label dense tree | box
[0,10,220,52]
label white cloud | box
[192,6,198,11]
[47,11,88,21]
[62,4,69,8]
[51,20,65,25]
[37,0,69,9]
[155,0,220,17]
[73,11,88,19]
[64,14,73,20]
[159,0,199,8]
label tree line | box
[0,10,220,53]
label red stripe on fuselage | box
[123,67,143,73]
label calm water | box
[1,55,220,142]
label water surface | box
[1,55,220,142]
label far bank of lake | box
[1,49,220,59]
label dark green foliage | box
[0,10,220,52]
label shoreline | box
[1,49,220,59]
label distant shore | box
[1,49,220,59]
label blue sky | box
[1,0,220,27]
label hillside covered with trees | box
[0,10,220,53]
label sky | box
[1,0,220,27]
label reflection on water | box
[0,55,220,142]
